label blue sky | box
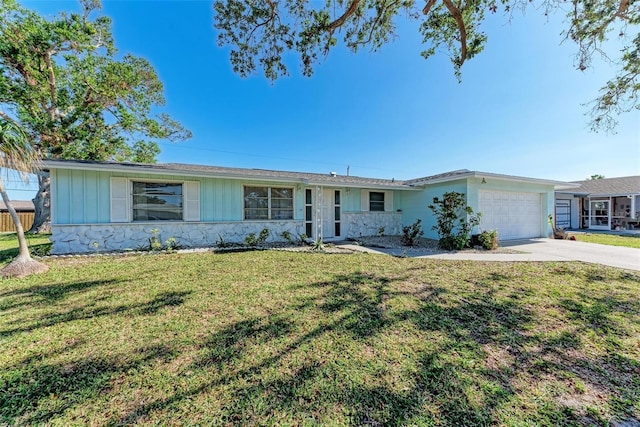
[6,0,639,199]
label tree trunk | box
[29,171,51,233]
[0,176,49,278]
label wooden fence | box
[0,212,35,232]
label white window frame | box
[243,185,294,221]
[110,177,200,223]
[361,190,394,212]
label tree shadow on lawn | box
[113,270,574,425]
[0,279,115,310]
[0,242,51,265]
[0,286,192,338]
[0,343,177,425]
[7,266,638,425]
[1,286,193,424]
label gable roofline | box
[407,169,578,190]
[555,175,640,197]
[42,159,420,191]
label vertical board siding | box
[55,169,71,224]
[52,168,314,224]
[70,169,85,224]
[52,168,439,226]
[0,212,35,232]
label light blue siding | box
[51,167,557,240]
[399,180,468,239]
[53,169,315,224]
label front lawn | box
[568,232,640,249]
[1,250,639,425]
[0,232,51,263]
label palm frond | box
[0,118,40,173]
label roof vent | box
[330,171,337,177]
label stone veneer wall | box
[51,221,305,254]
[342,212,402,238]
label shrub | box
[311,238,325,252]
[401,219,424,246]
[280,231,294,244]
[377,227,385,237]
[164,237,181,252]
[477,230,499,250]
[246,228,270,247]
[245,233,258,247]
[428,192,482,250]
[216,235,230,248]
[258,228,270,244]
[548,215,568,239]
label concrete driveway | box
[422,239,640,271]
[343,238,640,271]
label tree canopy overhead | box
[0,0,191,163]
[0,0,191,232]
[213,0,639,131]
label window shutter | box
[361,190,369,212]
[184,181,201,222]
[384,191,393,212]
[110,177,129,222]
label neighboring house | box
[555,176,640,231]
[0,200,35,232]
[44,160,575,254]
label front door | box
[321,189,334,239]
[589,200,610,230]
[305,187,341,240]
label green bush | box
[258,228,270,244]
[401,219,424,246]
[428,192,482,250]
[246,228,270,247]
[280,231,293,244]
[217,235,232,248]
[477,230,499,250]
[245,233,258,246]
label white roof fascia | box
[43,160,416,190]
[303,181,419,191]
[411,171,578,190]
[43,160,307,184]
[588,193,640,198]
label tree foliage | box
[0,0,191,163]
[0,0,191,232]
[428,191,481,250]
[214,0,639,130]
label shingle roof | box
[0,200,34,211]
[44,159,411,189]
[404,169,472,185]
[42,159,576,190]
[560,176,640,196]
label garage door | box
[478,190,542,240]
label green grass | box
[0,242,638,425]
[0,232,52,262]
[569,232,640,249]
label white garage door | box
[478,190,542,240]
